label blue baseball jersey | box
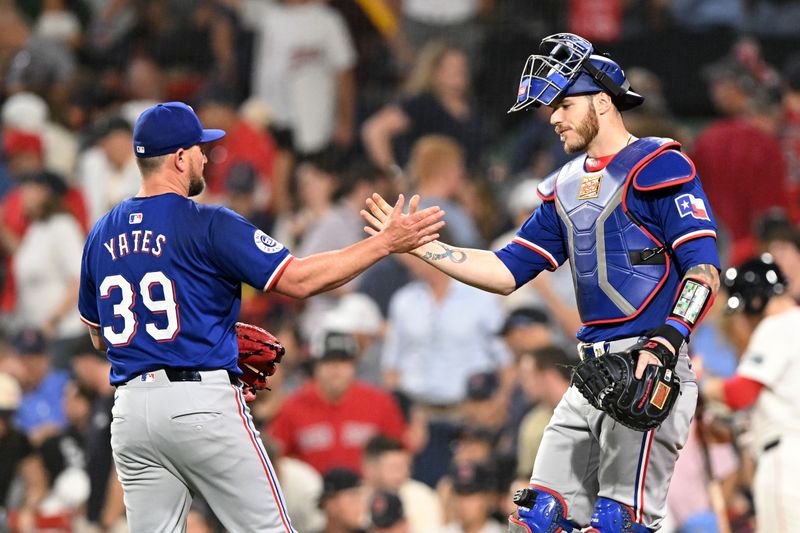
[496,156,720,343]
[78,193,292,385]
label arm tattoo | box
[686,263,720,293]
[422,243,467,263]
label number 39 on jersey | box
[99,271,180,346]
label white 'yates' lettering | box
[142,230,153,253]
[152,235,166,257]
[131,230,142,250]
[118,233,130,256]
[103,230,168,259]
[103,238,117,260]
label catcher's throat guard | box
[509,32,643,112]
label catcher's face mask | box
[509,33,643,112]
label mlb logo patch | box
[129,213,143,224]
[140,372,156,382]
[675,193,710,221]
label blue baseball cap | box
[133,101,225,158]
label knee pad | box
[508,485,578,533]
[587,497,651,533]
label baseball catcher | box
[362,31,722,532]
[236,322,285,401]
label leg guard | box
[586,498,651,533]
[508,485,579,533]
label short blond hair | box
[408,135,464,186]
[135,154,168,176]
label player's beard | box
[187,158,206,197]
[188,175,205,197]
[563,100,600,154]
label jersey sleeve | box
[737,316,790,388]
[78,229,100,328]
[639,176,721,273]
[493,201,567,288]
[208,207,293,291]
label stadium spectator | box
[439,461,504,533]
[0,372,48,532]
[461,371,512,455]
[693,41,788,264]
[36,379,91,518]
[269,331,406,475]
[296,162,392,341]
[9,171,86,365]
[319,291,386,386]
[271,158,341,258]
[382,255,511,407]
[317,467,369,533]
[1,91,78,180]
[369,490,409,533]
[262,437,326,533]
[764,226,800,303]
[361,435,444,533]
[362,41,484,172]
[407,135,483,248]
[499,307,554,361]
[782,54,800,222]
[194,91,280,207]
[400,0,489,60]
[243,0,358,157]
[70,340,124,531]
[515,345,573,478]
[8,329,68,445]
[77,116,139,224]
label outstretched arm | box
[362,193,517,295]
[275,195,444,299]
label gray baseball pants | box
[529,341,697,530]
[110,369,296,532]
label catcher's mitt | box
[236,322,285,400]
[572,347,680,432]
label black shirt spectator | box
[396,92,483,169]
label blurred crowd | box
[0,0,800,532]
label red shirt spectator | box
[693,117,788,264]
[0,131,88,312]
[195,100,277,200]
[268,332,406,475]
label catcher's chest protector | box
[553,138,672,324]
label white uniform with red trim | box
[736,306,800,532]
[495,138,720,530]
[79,194,297,532]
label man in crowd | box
[269,331,406,474]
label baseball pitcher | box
[78,102,444,532]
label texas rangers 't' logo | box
[674,193,710,221]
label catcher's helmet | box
[509,33,644,113]
[723,254,787,315]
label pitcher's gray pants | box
[111,369,296,533]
